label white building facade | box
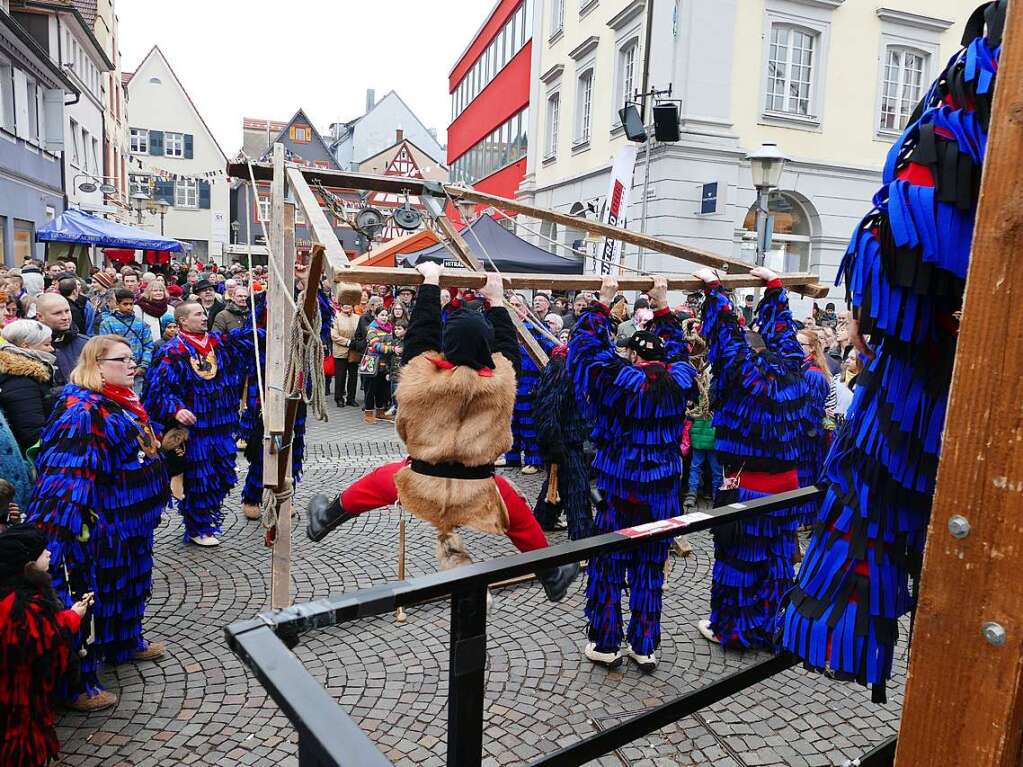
[125,46,229,262]
[519,0,975,311]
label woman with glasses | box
[25,335,169,713]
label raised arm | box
[645,276,690,365]
[755,283,803,373]
[568,276,628,418]
[401,263,444,365]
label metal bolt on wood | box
[982,622,1007,647]
[948,515,971,539]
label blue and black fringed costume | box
[795,362,831,527]
[144,327,256,540]
[780,4,1002,702]
[240,290,330,507]
[702,283,806,649]
[532,347,593,540]
[25,385,168,698]
[570,303,695,656]
[507,319,557,468]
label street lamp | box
[131,191,151,224]
[230,220,240,244]
[156,200,170,235]
[746,143,788,266]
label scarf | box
[372,320,394,333]
[136,295,169,319]
[102,383,149,423]
[180,331,214,355]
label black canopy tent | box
[399,214,584,274]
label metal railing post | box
[447,584,489,767]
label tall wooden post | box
[895,5,1023,765]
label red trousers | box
[341,460,550,553]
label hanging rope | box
[284,290,329,422]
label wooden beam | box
[334,266,826,295]
[895,7,1023,766]
[285,165,349,272]
[264,144,290,438]
[227,160,829,287]
[447,186,750,275]
[432,208,551,367]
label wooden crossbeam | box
[894,5,1023,766]
[286,166,349,272]
[226,159,828,290]
[335,266,824,295]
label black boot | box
[306,494,357,542]
[536,562,580,602]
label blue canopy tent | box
[399,214,583,274]
[36,208,186,252]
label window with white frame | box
[175,177,198,207]
[617,39,638,110]
[765,24,816,116]
[69,118,80,166]
[90,137,100,176]
[258,194,271,223]
[130,127,148,153]
[544,92,560,159]
[129,174,150,198]
[165,131,184,158]
[551,0,565,37]
[879,46,926,132]
[575,69,593,144]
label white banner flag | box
[598,144,640,274]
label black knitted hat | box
[442,309,496,370]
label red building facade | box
[448,0,533,217]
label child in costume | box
[26,336,169,712]
[532,344,593,540]
[695,267,806,650]
[570,275,695,672]
[0,525,90,766]
[780,0,1004,702]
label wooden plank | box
[229,160,828,285]
[433,212,550,367]
[264,144,290,437]
[894,6,1023,766]
[334,266,825,294]
[285,165,350,272]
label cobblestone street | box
[56,405,906,767]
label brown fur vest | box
[394,351,516,535]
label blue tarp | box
[400,214,583,274]
[36,208,186,252]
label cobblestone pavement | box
[56,404,907,767]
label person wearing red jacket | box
[0,525,90,767]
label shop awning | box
[36,208,187,252]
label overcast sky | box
[117,0,491,155]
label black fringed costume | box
[780,1,1003,702]
[532,346,593,540]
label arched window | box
[741,192,812,273]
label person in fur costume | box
[570,275,696,673]
[307,262,579,601]
[694,266,807,650]
[531,344,593,540]
[143,301,255,547]
[0,526,90,767]
[781,1,1004,702]
[25,336,169,712]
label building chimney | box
[396,129,404,143]
[366,88,376,113]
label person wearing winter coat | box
[99,289,154,389]
[0,320,57,455]
[330,302,360,407]
[35,294,88,385]
[360,307,395,423]
[134,280,174,342]
[211,285,250,334]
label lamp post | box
[156,200,170,236]
[746,143,788,266]
[131,191,151,225]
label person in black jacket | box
[35,294,88,386]
[0,320,57,455]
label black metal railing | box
[226,485,897,767]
